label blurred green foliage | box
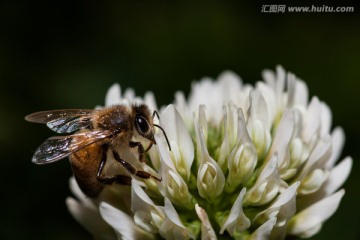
[0,1,359,239]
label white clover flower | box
[67,66,352,239]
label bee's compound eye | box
[136,115,150,134]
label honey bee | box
[26,104,171,197]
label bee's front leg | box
[96,144,132,185]
[113,150,161,182]
[129,141,153,162]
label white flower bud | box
[156,134,195,209]
[163,169,194,208]
[251,120,271,158]
[298,169,328,195]
[226,143,256,191]
[196,128,225,200]
[245,153,281,206]
[226,108,257,190]
[197,160,224,200]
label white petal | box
[275,65,286,96]
[217,70,242,102]
[248,90,270,129]
[326,127,345,169]
[258,153,278,181]
[263,65,286,111]
[254,182,299,227]
[293,79,308,107]
[286,72,296,108]
[105,83,122,106]
[220,188,250,235]
[256,82,276,127]
[100,202,154,240]
[237,108,255,144]
[269,184,300,240]
[298,169,328,195]
[156,134,176,170]
[320,102,332,137]
[160,198,195,240]
[160,104,194,180]
[302,96,321,144]
[123,88,136,101]
[297,135,331,180]
[288,189,345,238]
[289,136,309,170]
[195,204,217,240]
[188,77,222,125]
[237,86,252,118]
[174,91,192,127]
[265,110,294,176]
[207,71,242,125]
[66,197,116,240]
[148,145,161,171]
[68,177,96,210]
[249,218,277,240]
[217,105,231,170]
[297,157,352,209]
[198,105,208,144]
[262,68,276,88]
[262,65,286,100]
[267,181,299,210]
[144,91,158,112]
[247,91,272,158]
[321,157,352,196]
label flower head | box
[67,66,352,239]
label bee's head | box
[133,104,154,141]
[132,104,171,151]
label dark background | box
[1,1,359,239]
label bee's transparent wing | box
[32,130,112,164]
[25,109,94,133]
[46,115,93,133]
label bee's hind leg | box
[113,150,161,182]
[96,144,132,185]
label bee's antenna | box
[154,124,171,151]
